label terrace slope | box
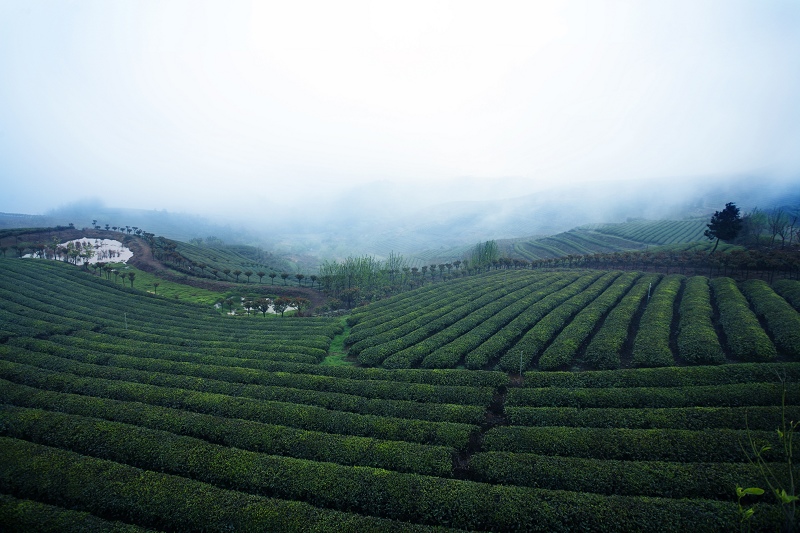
[0,257,799,531]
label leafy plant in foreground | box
[740,377,799,532]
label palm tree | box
[153,282,160,295]
[233,269,242,282]
[120,272,128,285]
[257,271,266,284]
[128,272,136,288]
[268,272,277,285]
[244,270,253,283]
[280,272,289,285]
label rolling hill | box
[1,248,799,530]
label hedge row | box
[583,274,661,370]
[507,382,797,409]
[356,276,537,365]
[0,359,476,449]
[0,286,105,331]
[0,379,455,477]
[502,272,621,372]
[740,279,800,359]
[345,277,487,341]
[631,275,683,367]
[538,272,640,370]
[0,405,462,521]
[711,277,777,361]
[236,360,510,388]
[521,362,800,388]
[469,452,769,501]
[676,276,725,364]
[421,274,577,369]
[463,272,599,369]
[0,435,755,532]
[1,344,492,408]
[0,308,76,339]
[14,335,320,367]
[345,277,461,327]
[773,279,800,312]
[505,405,800,431]
[0,493,155,533]
[473,271,604,372]
[382,276,563,369]
[0,437,440,532]
[482,425,790,463]
[348,276,512,356]
[95,327,330,357]
[12,332,510,388]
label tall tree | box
[280,272,289,285]
[128,272,136,288]
[244,270,253,283]
[233,270,242,282]
[257,271,266,284]
[257,297,273,317]
[272,296,290,317]
[269,272,277,285]
[704,202,742,254]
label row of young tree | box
[220,296,311,317]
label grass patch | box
[322,319,354,366]
[104,264,226,306]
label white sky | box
[1,0,799,215]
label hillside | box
[1,253,799,531]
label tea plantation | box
[1,257,798,531]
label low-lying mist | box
[19,172,800,264]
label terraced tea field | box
[0,257,798,531]
[348,269,800,371]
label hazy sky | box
[2,0,799,216]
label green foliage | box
[471,451,767,501]
[0,493,155,532]
[1,435,756,532]
[592,218,710,245]
[467,240,499,271]
[711,277,777,361]
[508,271,621,371]
[704,202,743,253]
[507,382,800,410]
[740,279,800,359]
[0,437,439,532]
[538,272,639,370]
[506,405,800,431]
[0,378,454,476]
[521,362,800,389]
[773,279,800,312]
[739,380,799,531]
[482,425,793,463]
[583,274,661,369]
[492,271,606,372]
[677,276,725,364]
[631,274,683,367]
